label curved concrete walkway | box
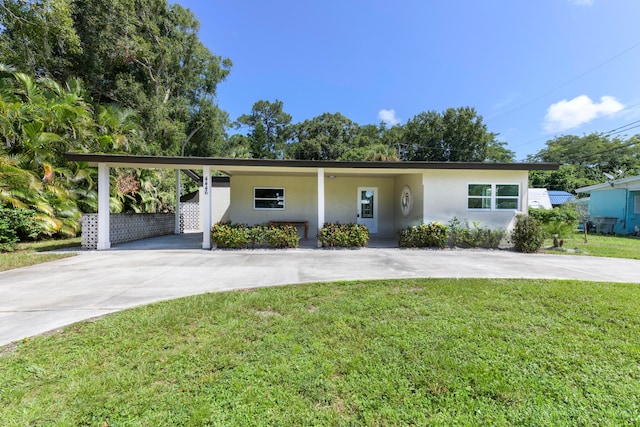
[1,235,638,347]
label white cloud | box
[569,0,594,6]
[378,109,401,126]
[543,95,624,133]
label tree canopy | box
[527,133,640,193]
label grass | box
[541,231,640,259]
[0,278,638,426]
[0,237,80,272]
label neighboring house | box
[528,188,553,209]
[547,190,575,207]
[576,175,640,235]
[64,153,558,249]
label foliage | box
[511,214,545,253]
[287,112,360,160]
[0,0,232,158]
[398,222,448,248]
[1,279,638,425]
[0,205,41,251]
[237,99,292,159]
[448,217,506,249]
[211,222,249,248]
[529,206,580,247]
[527,133,640,193]
[318,222,369,247]
[0,68,94,235]
[402,107,498,162]
[211,222,299,249]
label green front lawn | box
[0,238,80,272]
[542,232,640,259]
[1,278,638,426]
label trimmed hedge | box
[211,222,299,249]
[318,222,369,248]
[399,222,448,248]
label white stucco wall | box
[227,169,530,239]
[230,175,319,238]
[422,169,529,230]
[325,176,395,237]
[393,174,424,231]
[197,186,230,231]
[230,174,398,238]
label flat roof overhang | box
[65,153,559,177]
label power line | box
[486,42,640,123]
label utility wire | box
[486,42,640,123]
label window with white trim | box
[468,184,520,210]
[634,195,640,214]
[254,187,285,210]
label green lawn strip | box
[541,232,640,259]
[0,238,80,272]
[1,278,638,426]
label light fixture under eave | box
[328,175,336,179]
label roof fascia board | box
[64,152,559,171]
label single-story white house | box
[65,153,558,249]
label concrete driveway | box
[1,235,639,347]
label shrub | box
[0,205,41,252]
[511,214,545,253]
[211,222,250,249]
[265,225,300,248]
[318,222,369,248]
[399,222,448,248]
[210,222,299,249]
[529,206,580,247]
[448,217,506,249]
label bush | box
[211,222,250,249]
[0,205,41,252]
[399,222,448,248]
[448,217,506,249]
[511,214,545,253]
[529,206,579,247]
[318,223,369,248]
[210,222,299,249]
[265,225,300,248]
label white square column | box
[317,168,325,247]
[97,162,111,250]
[202,166,212,249]
[175,169,181,234]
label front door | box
[357,187,378,233]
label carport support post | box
[175,169,181,234]
[202,166,212,249]
[317,168,325,248]
[97,162,111,250]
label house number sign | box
[400,185,412,218]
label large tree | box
[402,107,497,162]
[286,112,359,160]
[0,0,232,157]
[237,99,292,159]
[527,133,640,193]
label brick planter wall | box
[81,213,176,249]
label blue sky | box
[174,0,640,160]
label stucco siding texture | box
[230,175,319,237]
[422,170,529,230]
[394,173,424,231]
